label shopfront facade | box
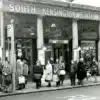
[0,0,100,90]
[0,0,100,65]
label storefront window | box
[4,12,37,75]
[80,41,96,61]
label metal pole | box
[10,19,16,91]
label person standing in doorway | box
[58,59,66,86]
[16,57,23,90]
[45,60,53,87]
[53,59,60,87]
[23,59,29,88]
[33,61,43,89]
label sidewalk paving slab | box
[0,76,100,97]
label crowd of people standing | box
[0,56,99,92]
[33,57,99,89]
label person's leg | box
[38,79,41,88]
[94,74,97,83]
[74,77,76,86]
[48,82,51,87]
[36,80,38,89]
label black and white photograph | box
[0,0,100,100]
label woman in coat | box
[58,60,66,86]
[53,59,60,87]
[77,58,86,85]
[2,58,12,92]
[23,59,29,87]
[33,61,43,89]
[45,60,53,87]
[16,58,24,90]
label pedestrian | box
[45,60,53,87]
[0,58,3,90]
[58,59,66,86]
[50,57,54,76]
[70,60,77,86]
[23,59,29,87]
[33,61,43,89]
[91,58,98,83]
[16,58,24,90]
[53,59,60,87]
[77,58,86,85]
[2,58,12,93]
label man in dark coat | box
[70,60,77,86]
[33,61,43,89]
[77,58,86,85]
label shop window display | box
[80,41,96,63]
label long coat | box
[2,62,12,86]
[23,63,29,76]
[70,63,77,79]
[16,60,23,77]
[77,61,86,80]
[45,63,53,82]
[33,65,43,81]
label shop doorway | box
[16,38,37,81]
[53,44,69,63]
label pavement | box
[1,84,100,100]
[0,76,100,97]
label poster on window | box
[81,41,96,60]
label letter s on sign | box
[9,4,14,11]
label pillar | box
[0,0,5,62]
[72,19,79,61]
[37,15,45,65]
[98,22,100,74]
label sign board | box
[49,39,68,44]
[3,0,100,21]
[7,24,13,37]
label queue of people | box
[0,56,99,92]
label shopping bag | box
[87,71,91,77]
[18,76,25,84]
[53,74,59,82]
[59,70,66,75]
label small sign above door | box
[49,39,68,44]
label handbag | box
[59,70,66,75]
[53,74,59,82]
[18,76,25,84]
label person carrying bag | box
[33,61,43,89]
[58,60,66,86]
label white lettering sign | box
[3,1,100,20]
[9,4,36,14]
[7,24,13,37]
